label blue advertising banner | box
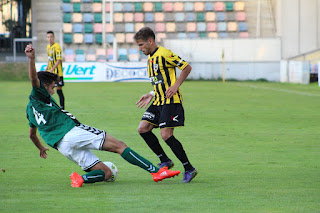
[35,62,149,82]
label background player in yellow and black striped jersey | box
[46,31,65,109]
[134,27,197,183]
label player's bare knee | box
[161,132,172,141]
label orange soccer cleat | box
[151,167,180,182]
[70,172,84,187]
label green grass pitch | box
[0,81,319,212]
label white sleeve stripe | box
[177,59,183,66]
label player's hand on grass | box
[39,147,49,159]
[24,44,35,59]
[136,94,153,109]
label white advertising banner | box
[35,62,149,82]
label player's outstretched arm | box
[25,44,40,88]
[29,127,49,159]
[165,64,192,99]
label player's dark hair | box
[37,71,58,85]
[47,30,54,35]
[134,27,155,41]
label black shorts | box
[55,76,64,87]
[142,103,185,128]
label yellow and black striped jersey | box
[148,46,189,106]
[46,42,63,77]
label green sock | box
[82,170,105,183]
[121,147,159,173]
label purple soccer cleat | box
[180,168,198,183]
[157,160,174,169]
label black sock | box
[57,89,65,109]
[140,131,170,163]
[165,135,193,171]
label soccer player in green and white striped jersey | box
[24,44,180,187]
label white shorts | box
[57,124,106,171]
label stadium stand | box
[61,1,248,62]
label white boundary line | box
[233,83,320,97]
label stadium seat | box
[105,23,113,32]
[174,2,184,12]
[64,34,72,43]
[197,22,206,32]
[107,48,113,61]
[194,2,204,12]
[234,2,245,11]
[227,22,238,32]
[73,33,83,43]
[114,13,123,22]
[216,12,225,21]
[94,13,102,23]
[126,33,134,43]
[72,13,82,22]
[225,2,234,11]
[207,23,217,31]
[72,0,80,2]
[94,23,103,33]
[84,34,93,43]
[114,3,122,12]
[63,23,72,33]
[175,13,185,22]
[236,12,246,21]
[177,32,187,39]
[115,33,125,43]
[86,49,96,61]
[63,13,72,23]
[128,48,139,62]
[64,49,74,55]
[164,13,175,22]
[184,2,193,11]
[238,22,247,31]
[62,3,71,13]
[105,13,111,22]
[186,13,195,22]
[135,23,145,32]
[217,22,227,31]
[166,33,176,39]
[106,34,114,43]
[92,3,102,12]
[176,23,186,32]
[135,13,144,22]
[208,32,218,38]
[196,12,205,22]
[73,23,83,33]
[125,23,134,33]
[227,13,236,21]
[155,12,164,22]
[82,0,92,2]
[83,13,93,22]
[205,2,214,11]
[163,2,173,12]
[166,23,176,32]
[219,33,228,38]
[124,3,133,12]
[186,23,196,32]
[93,0,101,2]
[188,33,197,39]
[205,12,216,21]
[95,33,103,43]
[65,54,75,62]
[154,2,162,12]
[155,23,165,32]
[73,3,81,12]
[156,33,166,43]
[118,48,128,61]
[145,13,154,22]
[75,55,85,63]
[199,32,207,38]
[114,23,124,33]
[134,2,143,12]
[144,2,153,12]
[214,2,225,11]
[82,3,92,12]
[63,0,71,2]
[124,13,134,22]
[105,2,110,12]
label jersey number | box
[32,107,47,125]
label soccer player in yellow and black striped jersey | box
[134,27,197,183]
[46,31,65,109]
